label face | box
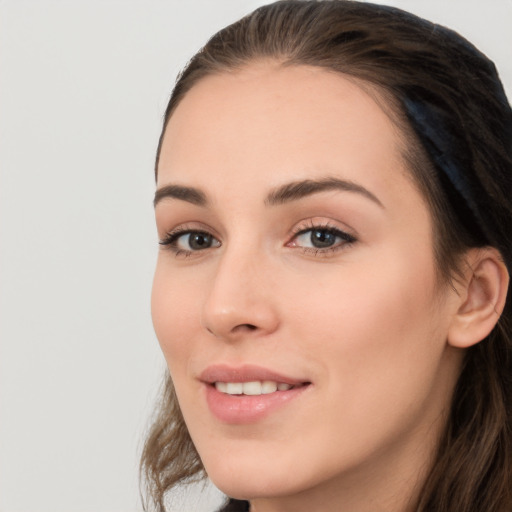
[152,63,463,509]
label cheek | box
[151,261,199,370]
[287,247,445,411]
[262,250,453,486]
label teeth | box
[216,382,227,393]
[226,382,243,395]
[261,381,278,394]
[215,380,294,395]
[243,381,263,395]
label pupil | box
[311,230,335,248]
[189,233,212,250]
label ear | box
[448,247,509,348]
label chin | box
[200,445,322,502]
[209,471,296,502]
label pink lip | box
[199,364,307,385]
[199,364,311,424]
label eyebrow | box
[153,184,207,207]
[154,177,383,209]
[265,177,384,208]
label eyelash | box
[159,222,357,258]
[288,220,356,257]
[159,226,219,258]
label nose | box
[201,246,280,341]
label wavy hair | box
[141,2,512,510]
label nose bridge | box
[201,237,278,339]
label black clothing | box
[217,498,250,511]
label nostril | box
[205,323,257,338]
[236,323,258,332]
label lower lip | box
[204,383,309,424]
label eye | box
[296,229,340,249]
[288,224,356,254]
[160,229,221,256]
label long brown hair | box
[141,2,512,510]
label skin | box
[152,62,468,512]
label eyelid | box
[286,218,357,255]
[289,217,357,239]
[159,228,219,246]
[158,222,221,257]
[158,222,219,242]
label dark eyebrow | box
[154,177,383,209]
[265,177,384,208]
[154,184,207,207]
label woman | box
[142,1,512,511]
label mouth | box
[212,380,308,395]
[199,364,312,424]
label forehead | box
[157,62,408,199]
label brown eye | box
[160,230,221,253]
[186,232,214,250]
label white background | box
[1,1,510,511]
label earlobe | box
[447,248,509,349]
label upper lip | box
[199,364,309,386]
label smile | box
[214,381,296,395]
[200,364,311,424]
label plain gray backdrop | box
[1,1,510,511]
